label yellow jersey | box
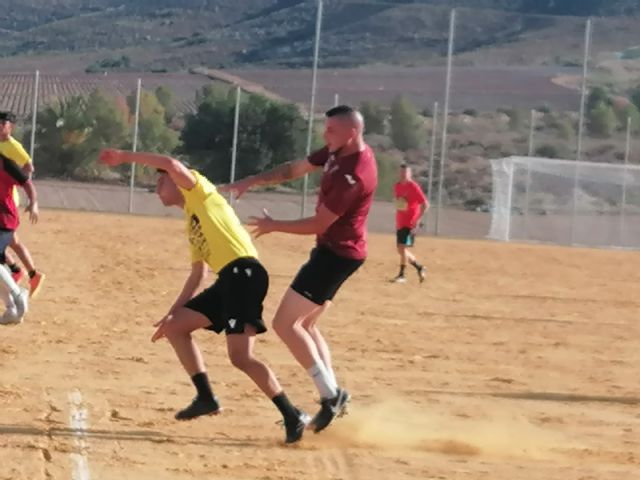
[0,136,31,206]
[180,170,257,273]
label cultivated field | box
[0,73,212,117]
[227,66,581,111]
[0,210,638,479]
[1,66,580,121]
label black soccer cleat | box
[175,396,221,421]
[284,409,311,444]
[310,388,350,433]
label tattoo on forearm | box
[258,162,296,185]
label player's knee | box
[229,351,253,371]
[162,322,184,341]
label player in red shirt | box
[222,105,378,433]
[0,152,39,325]
[392,164,428,284]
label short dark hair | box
[325,105,355,117]
[0,111,17,123]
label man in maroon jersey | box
[222,105,377,433]
[392,164,427,284]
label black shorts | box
[0,229,14,263]
[184,257,269,335]
[396,228,415,247]
[291,247,364,306]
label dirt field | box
[0,209,638,479]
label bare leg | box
[163,307,211,375]
[10,234,36,273]
[301,301,335,385]
[226,326,283,398]
[273,288,337,399]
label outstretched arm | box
[220,158,318,199]
[248,205,338,238]
[99,149,196,190]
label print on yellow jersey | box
[188,214,211,262]
[180,170,257,273]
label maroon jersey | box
[0,154,29,231]
[308,145,378,260]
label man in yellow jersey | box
[99,148,309,444]
[0,112,45,297]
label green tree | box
[181,88,306,183]
[390,96,422,151]
[360,101,386,135]
[34,90,129,178]
[588,102,617,137]
[587,86,610,112]
[535,144,561,159]
[155,85,176,123]
[126,89,179,154]
[375,153,399,200]
[616,103,640,133]
[629,85,640,113]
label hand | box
[26,201,39,224]
[99,148,126,167]
[151,313,174,343]
[247,208,275,238]
[218,178,252,200]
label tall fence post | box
[229,86,242,206]
[29,70,40,162]
[434,8,456,236]
[128,78,142,214]
[425,101,439,233]
[619,115,632,246]
[301,0,323,218]
[571,17,592,244]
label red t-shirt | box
[308,145,378,260]
[394,180,427,230]
[0,154,29,231]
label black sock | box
[272,392,298,419]
[191,372,215,401]
[399,265,406,277]
[28,270,36,279]
[8,263,20,274]
[410,260,423,271]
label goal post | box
[489,156,640,249]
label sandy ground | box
[0,209,639,480]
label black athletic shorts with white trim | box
[290,247,364,306]
[184,257,269,335]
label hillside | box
[0,1,639,73]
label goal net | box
[489,156,640,249]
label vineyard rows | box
[0,73,205,118]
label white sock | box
[0,265,21,297]
[326,367,337,388]
[308,363,337,399]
